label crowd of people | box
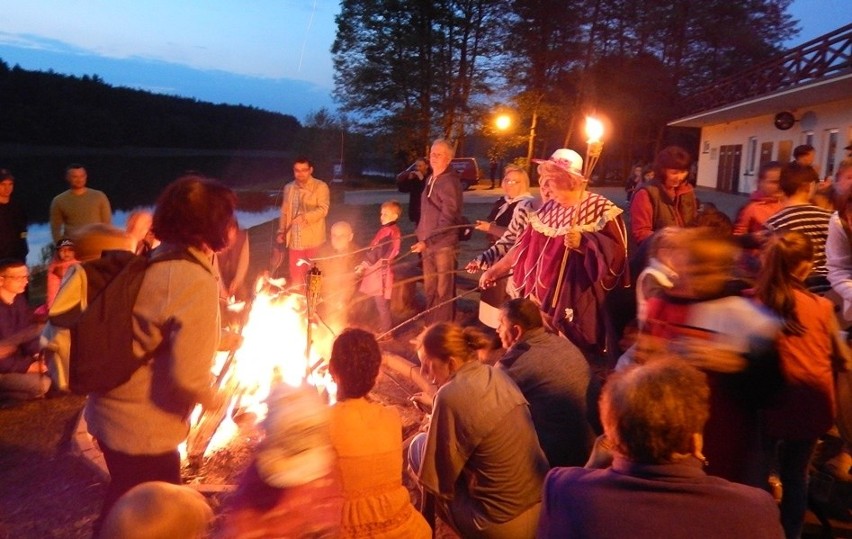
[1,141,851,538]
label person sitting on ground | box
[496,298,594,467]
[327,328,431,538]
[537,359,783,539]
[409,322,549,539]
[99,481,213,539]
[0,259,49,400]
[218,383,344,538]
[733,161,783,235]
[355,202,402,335]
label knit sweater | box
[84,244,219,455]
[49,188,112,241]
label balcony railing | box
[679,23,852,115]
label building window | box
[804,131,814,147]
[746,137,758,174]
[826,129,839,177]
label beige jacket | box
[279,177,330,250]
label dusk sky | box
[0,0,849,122]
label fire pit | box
[73,276,429,492]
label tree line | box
[332,0,800,173]
[0,59,301,150]
[0,60,386,221]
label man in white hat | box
[479,149,629,364]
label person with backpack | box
[80,174,237,530]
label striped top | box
[473,195,537,269]
[764,203,832,275]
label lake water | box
[26,207,279,267]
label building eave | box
[668,72,852,128]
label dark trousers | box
[98,442,182,525]
[767,437,818,539]
[422,246,457,325]
[374,296,392,333]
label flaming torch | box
[582,116,604,181]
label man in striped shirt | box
[764,163,832,293]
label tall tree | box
[332,0,506,163]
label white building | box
[669,23,852,194]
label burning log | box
[184,275,336,468]
[186,348,241,470]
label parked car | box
[397,157,481,190]
[449,157,480,190]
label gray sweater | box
[84,245,219,455]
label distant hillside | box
[0,59,301,150]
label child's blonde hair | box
[381,200,403,218]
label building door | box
[759,142,774,167]
[717,144,743,193]
[778,140,793,164]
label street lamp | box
[495,114,512,131]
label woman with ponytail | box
[408,322,548,539]
[755,230,839,539]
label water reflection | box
[26,207,279,267]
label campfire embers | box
[184,275,335,469]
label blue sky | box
[0,0,848,122]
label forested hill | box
[0,59,310,221]
[0,59,300,150]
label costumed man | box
[480,149,629,365]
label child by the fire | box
[355,201,402,335]
[46,238,77,310]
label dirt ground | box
[3,187,849,538]
[0,196,491,539]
